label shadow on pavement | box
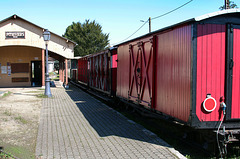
[65,84,171,148]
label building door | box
[31,61,42,86]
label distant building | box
[0,15,76,87]
[48,57,55,73]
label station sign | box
[5,31,25,39]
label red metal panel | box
[112,54,117,68]
[78,57,88,83]
[196,24,226,121]
[111,49,117,94]
[155,25,191,122]
[117,45,131,99]
[127,37,154,108]
[72,69,77,81]
[89,55,97,88]
[88,56,92,86]
[231,27,240,119]
[88,51,110,93]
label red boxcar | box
[110,48,118,96]
[77,48,117,96]
[78,57,88,84]
[116,10,240,129]
[88,50,110,94]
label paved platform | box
[36,83,186,159]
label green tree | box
[219,0,238,10]
[63,20,109,57]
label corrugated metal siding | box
[117,37,154,107]
[88,52,110,92]
[128,38,154,107]
[128,44,140,100]
[232,27,240,119]
[116,45,130,98]
[196,24,225,121]
[78,57,88,83]
[155,25,191,122]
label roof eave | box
[0,14,77,46]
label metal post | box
[149,17,151,33]
[225,0,229,9]
[44,43,52,97]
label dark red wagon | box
[88,50,111,94]
[116,10,240,129]
[77,48,117,96]
[78,56,88,84]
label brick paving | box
[36,83,186,159]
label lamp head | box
[43,29,51,43]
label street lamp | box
[43,29,52,97]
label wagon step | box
[228,138,239,142]
[215,129,240,144]
[216,129,240,135]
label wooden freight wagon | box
[77,48,117,96]
[88,50,111,94]
[116,9,240,129]
[78,56,88,84]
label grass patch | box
[51,76,59,80]
[2,118,8,122]
[36,94,48,98]
[25,91,43,93]
[14,116,28,124]
[0,151,15,159]
[0,141,35,159]
[1,91,11,98]
[3,110,12,116]
[49,72,56,76]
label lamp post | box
[43,29,52,97]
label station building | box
[0,14,76,87]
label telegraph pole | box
[140,17,151,33]
[148,17,151,33]
[225,0,230,9]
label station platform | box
[36,82,186,159]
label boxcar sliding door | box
[227,25,240,120]
[195,24,226,123]
[128,38,155,108]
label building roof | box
[0,14,77,59]
[0,14,77,46]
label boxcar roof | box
[114,9,240,46]
[195,8,240,21]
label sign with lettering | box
[5,31,25,39]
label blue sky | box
[0,0,239,46]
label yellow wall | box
[0,18,74,59]
[0,46,42,87]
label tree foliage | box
[63,20,109,57]
[219,0,238,10]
